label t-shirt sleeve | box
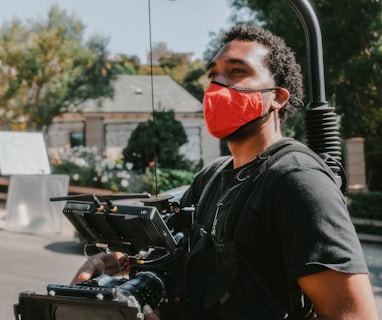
[267,155,368,282]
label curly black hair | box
[221,24,304,122]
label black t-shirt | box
[179,140,368,320]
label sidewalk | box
[0,224,84,320]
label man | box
[72,25,378,319]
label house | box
[46,75,220,166]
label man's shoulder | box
[189,156,232,194]
[260,140,337,188]
[200,156,232,176]
[266,139,329,172]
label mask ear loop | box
[289,96,305,108]
[210,80,282,93]
[211,82,303,107]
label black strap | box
[190,139,343,318]
[194,156,232,225]
[232,140,345,241]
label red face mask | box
[203,81,280,139]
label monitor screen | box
[15,291,140,320]
[62,201,177,254]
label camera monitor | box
[14,197,182,320]
[62,201,177,254]
[14,291,140,320]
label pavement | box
[1,207,382,319]
[0,211,85,320]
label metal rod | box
[286,0,326,103]
[285,0,344,187]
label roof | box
[77,75,202,113]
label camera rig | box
[14,192,192,320]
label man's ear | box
[273,88,290,109]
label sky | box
[0,0,236,64]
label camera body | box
[14,195,191,320]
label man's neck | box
[228,131,283,169]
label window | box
[69,132,85,148]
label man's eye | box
[232,68,245,74]
[207,72,216,79]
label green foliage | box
[159,53,189,70]
[159,53,206,101]
[142,166,195,194]
[0,5,117,130]
[347,192,382,236]
[112,53,139,75]
[122,110,189,172]
[203,30,226,63]
[64,35,116,108]
[180,66,206,102]
[353,224,382,237]
[281,109,307,143]
[366,154,382,192]
[347,192,382,220]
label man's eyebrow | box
[206,61,216,71]
[206,58,250,71]
[225,58,250,67]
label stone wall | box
[344,137,367,193]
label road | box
[1,220,382,319]
[0,221,85,320]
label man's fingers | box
[70,271,91,285]
[69,261,100,285]
[70,252,122,286]
[143,305,160,320]
[78,272,92,281]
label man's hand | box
[70,251,126,285]
[143,305,160,320]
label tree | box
[159,53,188,70]
[162,55,207,101]
[138,64,166,76]
[203,30,227,63]
[230,0,382,173]
[137,44,207,102]
[63,35,116,113]
[112,53,139,75]
[0,5,116,130]
[181,65,206,102]
[122,109,189,172]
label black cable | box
[148,0,159,196]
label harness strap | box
[232,140,344,242]
[190,139,342,319]
[194,156,232,225]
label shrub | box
[347,191,382,220]
[142,165,196,194]
[51,146,140,192]
[51,146,195,194]
[344,191,382,237]
[122,110,190,172]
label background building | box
[46,75,220,167]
